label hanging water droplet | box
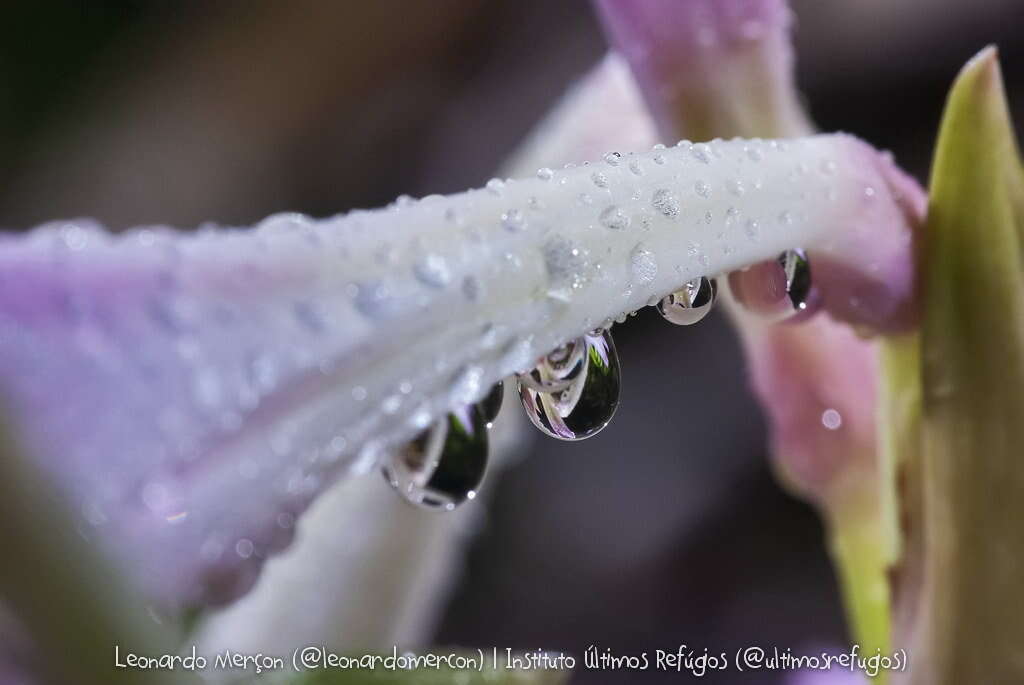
[727,249,819,321]
[779,248,815,312]
[657,277,717,325]
[479,381,504,427]
[516,329,620,441]
[382,405,488,511]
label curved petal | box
[0,131,914,609]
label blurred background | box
[1,2,1021,683]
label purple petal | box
[594,0,811,141]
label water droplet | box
[603,151,622,166]
[727,249,819,321]
[746,147,763,162]
[536,167,554,181]
[694,180,711,198]
[462,275,481,301]
[235,538,254,559]
[630,243,657,285]
[485,178,505,195]
[745,219,760,240]
[383,406,488,510]
[779,248,815,313]
[822,408,842,430]
[691,144,712,164]
[516,329,620,440]
[542,235,589,291]
[501,209,526,232]
[352,280,400,319]
[657,277,717,325]
[726,179,745,196]
[591,172,609,188]
[413,253,451,288]
[628,158,644,176]
[599,205,630,231]
[651,188,680,217]
[451,365,485,405]
[479,381,504,427]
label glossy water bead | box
[383,405,489,511]
[517,329,620,441]
[657,276,718,325]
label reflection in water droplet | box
[727,249,819,322]
[657,276,717,325]
[516,329,620,441]
[382,406,488,511]
[779,248,815,313]
[479,381,504,427]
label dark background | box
[2,2,1021,683]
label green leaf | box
[905,45,1024,684]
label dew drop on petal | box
[603,151,622,166]
[599,205,630,231]
[501,209,526,233]
[413,253,451,288]
[630,243,658,285]
[651,188,680,217]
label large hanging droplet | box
[657,276,717,325]
[382,405,488,511]
[516,329,620,441]
[727,248,819,322]
[479,381,504,428]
